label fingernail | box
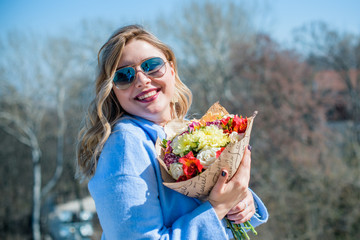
[248,145,252,151]
[221,171,226,177]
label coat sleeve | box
[248,189,269,228]
[89,129,229,240]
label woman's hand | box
[226,189,255,224]
[208,146,252,220]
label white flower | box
[197,146,220,168]
[224,114,235,118]
[169,163,184,180]
[229,132,244,143]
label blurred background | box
[1,0,359,239]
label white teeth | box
[138,90,157,100]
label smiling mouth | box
[135,89,160,102]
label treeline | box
[0,1,359,239]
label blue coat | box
[89,115,268,239]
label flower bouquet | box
[156,102,258,239]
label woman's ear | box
[169,61,175,76]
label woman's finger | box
[226,189,255,221]
[232,146,252,184]
[211,169,228,195]
[226,206,251,222]
[226,201,247,215]
[226,203,255,223]
[228,208,254,224]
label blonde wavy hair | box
[76,25,192,180]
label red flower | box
[232,115,247,133]
[221,116,231,134]
[221,116,231,126]
[179,151,203,179]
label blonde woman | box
[77,25,268,239]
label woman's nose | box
[134,68,151,88]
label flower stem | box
[226,218,257,240]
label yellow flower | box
[171,133,199,156]
[171,125,230,156]
[197,125,229,150]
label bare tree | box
[0,20,115,239]
[0,31,76,240]
[0,91,45,240]
[156,0,264,114]
[40,36,72,198]
[0,31,50,240]
[0,111,43,240]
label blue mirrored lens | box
[141,57,164,73]
[114,67,135,86]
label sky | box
[0,0,359,44]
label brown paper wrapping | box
[156,102,257,201]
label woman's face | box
[112,39,175,125]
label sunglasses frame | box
[113,57,168,90]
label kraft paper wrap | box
[156,102,257,201]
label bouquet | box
[156,102,258,240]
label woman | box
[77,25,268,239]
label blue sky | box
[0,0,359,43]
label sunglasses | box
[113,57,167,90]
